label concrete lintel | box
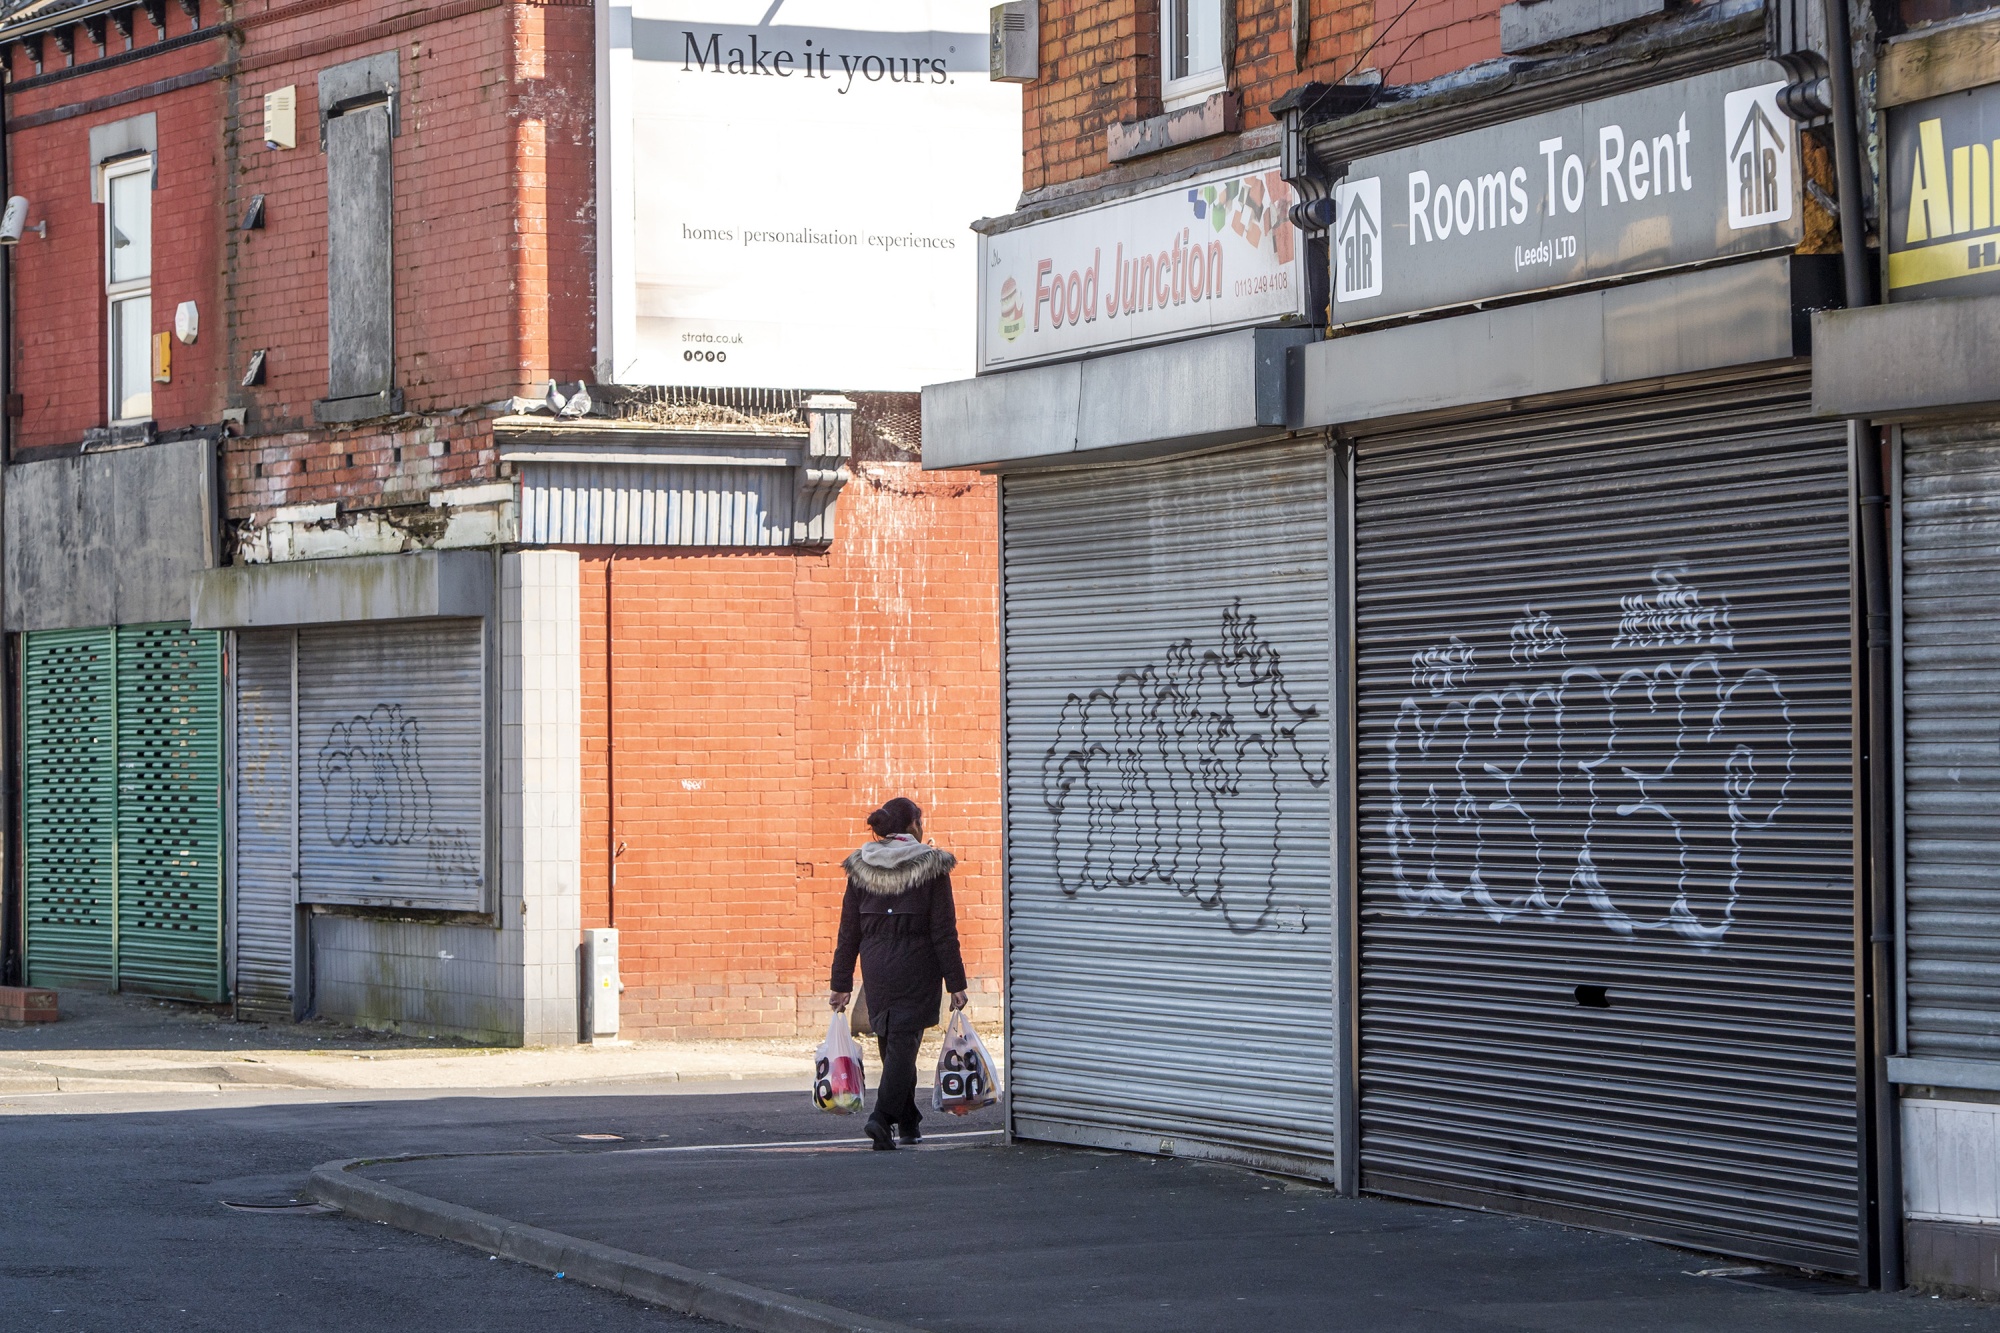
[1299,256,1805,431]
[1500,0,1667,54]
[190,549,494,629]
[1813,294,2000,421]
[922,327,1317,471]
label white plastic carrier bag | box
[812,1010,867,1114]
[933,1010,1000,1115]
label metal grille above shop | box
[1000,439,1339,1177]
[1350,376,1861,1272]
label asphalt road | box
[0,1082,845,1333]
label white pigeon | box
[557,381,593,418]
[543,379,568,414]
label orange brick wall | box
[574,463,1003,1040]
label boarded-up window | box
[325,103,391,399]
[315,51,399,422]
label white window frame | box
[101,153,153,424]
[1161,0,1227,111]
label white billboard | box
[597,1,1022,390]
[977,159,1306,373]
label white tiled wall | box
[1906,1098,2000,1223]
[502,549,583,1046]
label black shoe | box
[899,1124,922,1145]
[864,1120,896,1151]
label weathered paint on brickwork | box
[575,462,1003,1040]
[1020,0,1504,199]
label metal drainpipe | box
[0,70,14,990]
[1817,0,1902,1289]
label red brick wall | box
[574,463,1003,1040]
[5,16,228,451]
[5,0,595,514]
[1370,0,1501,86]
[1023,0,1375,196]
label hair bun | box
[867,796,923,838]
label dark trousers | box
[870,1024,925,1131]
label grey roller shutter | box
[1351,376,1860,1273]
[233,630,296,1020]
[1002,439,1338,1176]
[296,619,486,910]
[1901,422,2000,1062]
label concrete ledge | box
[314,388,405,425]
[1887,1055,2000,1093]
[1813,294,2000,420]
[190,549,494,628]
[922,326,1314,471]
[1107,91,1242,162]
[308,1157,919,1333]
[1300,256,1810,431]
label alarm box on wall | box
[990,2,1037,82]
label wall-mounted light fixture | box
[0,195,46,244]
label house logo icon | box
[1334,176,1382,302]
[1723,82,1793,229]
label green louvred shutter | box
[114,624,224,1001]
[23,629,118,989]
[22,624,224,1001]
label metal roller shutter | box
[1900,423,2000,1061]
[23,629,118,989]
[1002,440,1338,1176]
[1351,377,1860,1272]
[296,619,487,910]
[113,624,225,1001]
[233,630,297,1019]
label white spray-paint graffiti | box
[1040,603,1327,933]
[1386,563,1794,948]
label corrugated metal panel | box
[296,618,486,910]
[1001,440,1338,1174]
[520,461,794,547]
[233,629,296,1020]
[22,628,117,989]
[112,624,225,1001]
[1901,422,2000,1062]
[1351,378,1860,1272]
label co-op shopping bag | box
[932,1011,1000,1115]
[812,1010,867,1114]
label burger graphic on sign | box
[998,276,1025,341]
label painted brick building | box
[0,0,1002,1043]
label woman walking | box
[829,796,968,1150]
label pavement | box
[9,991,2000,1332]
[334,1122,2000,1333]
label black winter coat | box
[829,837,967,1035]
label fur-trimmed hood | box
[843,834,957,896]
